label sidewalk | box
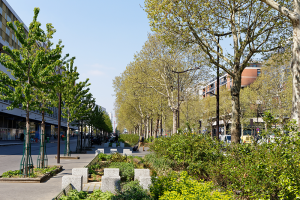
[0,141,150,200]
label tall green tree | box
[61,58,90,156]
[145,0,289,143]
[0,8,64,176]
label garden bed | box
[0,165,63,183]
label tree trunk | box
[291,22,300,126]
[24,102,30,176]
[230,74,242,143]
[40,111,45,167]
[66,114,70,156]
[172,110,178,134]
[154,118,159,140]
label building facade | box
[202,63,262,97]
[0,0,75,140]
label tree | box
[145,0,289,143]
[259,0,300,127]
[61,58,90,156]
[0,8,64,176]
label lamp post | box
[172,66,201,131]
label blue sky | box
[7,0,151,120]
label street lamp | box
[172,66,202,131]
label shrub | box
[119,134,139,146]
[113,181,151,200]
[1,170,22,178]
[59,190,88,200]
[86,190,114,200]
[109,162,134,181]
[110,152,127,162]
[144,153,173,176]
[157,171,232,200]
[98,153,112,161]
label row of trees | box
[114,34,292,138]
[143,0,300,143]
[0,8,111,177]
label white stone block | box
[134,169,150,181]
[104,143,109,147]
[112,143,116,148]
[72,168,88,184]
[110,148,118,154]
[139,176,152,190]
[97,148,104,153]
[101,176,120,194]
[120,142,125,148]
[123,149,132,156]
[62,175,82,192]
[104,168,119,177]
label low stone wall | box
[84,154,100,168]
[52,183,74,200]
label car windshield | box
[226,136,231,140]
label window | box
[6,26,10,35]
[257,69,261,76]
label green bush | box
[109,162,134,181]
[113,181,151,200]
[148,114,300,199]
[59,189,113,200]
[110,152,127,162]
[144,153,173,176]
[119,134,139,146]
[156,171,232,200]
[98,153,112,161]
[1,170,22,178]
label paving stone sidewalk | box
[0,141,150,200]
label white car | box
[220,135,231,143]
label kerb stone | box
[72,168,88,184]
[123,149,132,156]
[62,175,82,192]
[104,168,119,177]
[134,169,150,181]
[139,176,152,190]
[110,149,118,154]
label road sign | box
[256,128,260,131]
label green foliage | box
[110,152,127,163]
[148,115,300,199]
[98,153,112,161]
[109,162,134,182]
[157,171,232,200]
[86,190,114,200]
[59,189,113,200]
[119,134,139,146]
[113,181,150,200]
[144,153,173,176]
[1,170,22,178]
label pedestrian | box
[138,135,145,151]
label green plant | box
[157,171,232,200]
[109,162,134,182]
[110,152,127,162]
[86,190,114,200]
[98,153,111,161]
[1,170,22,178]
[59,190,88,200]
[113,181,151,200]
[119,134,139,146]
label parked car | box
[220,135,231,144]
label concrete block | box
[123,149,132,156]
[110,148,118,154]
[112,143,116,148]
[104,143,109,147]
[101,176,120,194]
[95,148,105,156]
[62,175,82,192]
[104,168,119,177]
[139,176,152,190]
[120,142,125,148]
[134,169,150,181]
[72,168,88,184]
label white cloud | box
[86,69,105,76]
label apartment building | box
[202,62,262,97]
[0,0,75,140]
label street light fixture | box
[172,66,202,131]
